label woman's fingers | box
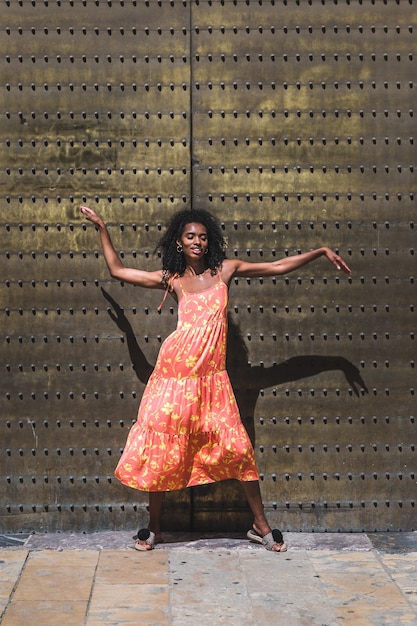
[80,206,101,225]
[80,205,94,218]
[327,249,351,274]
[335,257,351,274]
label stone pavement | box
[0,531,417,625]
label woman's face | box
[177,222,208,261]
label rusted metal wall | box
[1,0,415,534]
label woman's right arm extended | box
[80,206,164,288]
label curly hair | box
[155,209,227,284]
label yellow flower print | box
[185,355,198,368]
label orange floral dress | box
[114,275,259,491]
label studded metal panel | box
[1,0,416,534]
[1,0,192,533]
[190,0,416,532]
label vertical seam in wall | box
[189,0,194,210]
[189,1,195,529]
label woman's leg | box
[240,480,285,551]
[148,491,165,541]
[135,491,165,550]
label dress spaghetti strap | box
[157,273,179,311]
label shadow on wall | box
[101,288,368,445]
[101,288,368,531]
[226,315,368,444]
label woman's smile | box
[178,222,209,259]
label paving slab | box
[310,551,417,625]
[0,550,29,615]
[86,550,170,625]
[368,532,417,554]
[0,532,416,625]
[380,553,417,612]
[1,600,90,626]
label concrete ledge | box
[2,530,415,553]
[17,530,386,552]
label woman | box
[80,205,351,552]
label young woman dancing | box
[80,205,351,552]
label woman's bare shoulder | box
[220,259,240,283]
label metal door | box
[1,0,415,533]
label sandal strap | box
[133,528,152,541]
[262,529,284,550]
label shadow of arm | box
[251,355,368,398]
[101,288,154,384]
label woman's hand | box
[323,248,351,274]
[80,205,105,229]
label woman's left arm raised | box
[222,247,351,281]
